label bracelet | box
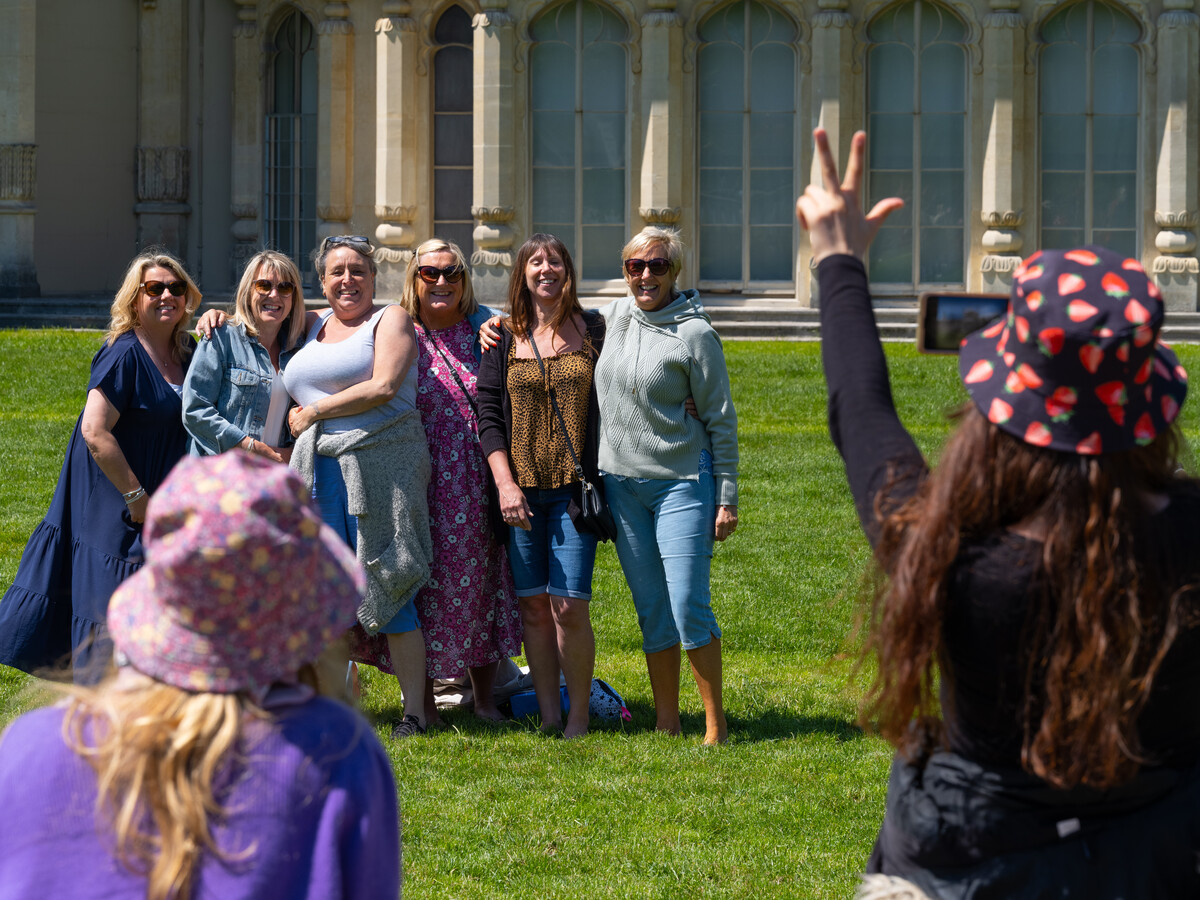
[247,438,256,454]
[313,399,321,418]
[123,487,146,506]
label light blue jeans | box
[603,464,721,653]
[507,485,598,600]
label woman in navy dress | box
[0,251,200,681]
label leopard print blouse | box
[507,341,595,489]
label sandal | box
[392,714,427,739]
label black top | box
[818,254,1200,769]
[477,310,606,483]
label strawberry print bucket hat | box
[958,246,1188,455]
[107,452,363,693]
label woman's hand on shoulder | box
[194,308,228,340]
[715,505,738,542]
[795,128,904,265]
[479,315,506,351]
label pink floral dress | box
[413,318,522,678]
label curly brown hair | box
[864,403,1196,789]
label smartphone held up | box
[916,292,1008,354]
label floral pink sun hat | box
[107,452,363,693]
[958,245,1188,455]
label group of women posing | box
[0,225,740,744]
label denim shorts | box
[602,453,720,652]
[312,453,421,634]
[507,484,599,600]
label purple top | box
[0,695,400,899]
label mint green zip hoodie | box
[595,290,738,507]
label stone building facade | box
[1,0,1198,309]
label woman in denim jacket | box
[183,250,308,461]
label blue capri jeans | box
[507,484,599,601]
[312,453,421,634]
[603,457,721,653]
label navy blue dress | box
[0,332,192,679]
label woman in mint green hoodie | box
[596,226,738,745]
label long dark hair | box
[505,233,584,340]
[864,403,1195,789]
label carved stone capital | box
[639,207,682,225]
[982,210,1023,228]
[318,206,352,222]
[376,205,417,222]
[375,248,415,265]
[473,11,515,28]
[376,15,417,33]
[230,204,258,220]
[812,10,852,28]
[473,206,516,224]
[1156,210,1199,229]
[1158,9,1199,29]
[234,0,256,34]
[981,255,1022,273]
[641,11,681,27]
[1151,256,1200,274]
[983,11,1024,28]
[0,144,37,204]
[471,250,514,267]
[318,4,353,35]
[381,0,411,14]
[136,146,189,203]
[1155,228,1197,254]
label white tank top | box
[283,306,417,434]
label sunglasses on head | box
[417,265,464,285]
[253,279,296,295]
[140,280,187,298]
[320,234,372,253]
[624,257,671,277]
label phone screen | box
[917,293,1009,354]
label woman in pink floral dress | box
[400,238,522,723]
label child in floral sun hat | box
[0,452,402,900]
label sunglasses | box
[624,257,671,277]
[253,279,296,295]
[140,280,188,298]
[320,234,372,253]
[417,265,464,285]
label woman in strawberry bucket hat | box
[799,128,1200,899]
[0,452,401,899]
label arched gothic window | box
[866,1,967,289]
[265,10,317,273]
[433,5,474,253]
[530,1,628,280]
[1039,1,1139,257]
[697,0,797,287]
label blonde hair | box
[231,250,308,351]
[105,251,202,364]
[621,227,684,278]
[59,678,256,900]
[399,237,477,322]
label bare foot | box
[655,719,682,736]
[474,705,508,723]
[540,719,563,735]
[702,726,728,746]
[563,721,589,740]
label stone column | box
[1152,1,1199,311]
[979,1,1025,292]
[0,0,38,296]
[374,1,420,297]
[317,2,354,240]
[230,0,262,282]
[471,0,517,303]
[805,0,854,306]
[136,0,190,253]
[637,0,682,230]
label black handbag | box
[527,329,617,542]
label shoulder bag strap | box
[419,318,479,419]
[527,329,587,482]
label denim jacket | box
[182,321,300,455]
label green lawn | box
[3,329,1199,898]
